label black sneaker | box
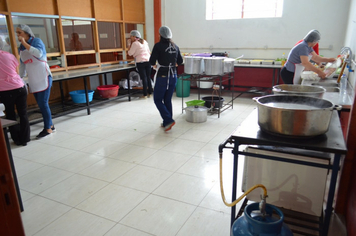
[36,129,51,139]
[51,125,56,132]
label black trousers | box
[136,62,153,96]
[280,67,295,84]
[0,86,30,144]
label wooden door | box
[0,120,25,236]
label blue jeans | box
[154,74,177,126]
[33,75,53,129]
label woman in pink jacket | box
[0,38,30,146]
[128,30,152,98]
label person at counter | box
[281,29,336,84]
[16,24,55,138]
[128,30,152,98]
[149,26,183,131]
[0,38,30,146]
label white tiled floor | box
[10,91,346,235]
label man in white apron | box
[281,30,336,84]
[16,24,55,138]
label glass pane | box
[124,23,144,48]
[100,52,123,63]
[12,16,60,53]
[66,54,96,66]
[98,22,122,49]
[0,15,12,54]
[62,19,94,51]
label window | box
[61,19,94,51]
[206,0,284,20]
[61,19,96,66]
[11,15,60,53]
[97,22,122,50]
[0,15,12,54]
[124,23,144,48]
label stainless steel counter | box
[302,78,354,110]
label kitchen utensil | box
[185,100,205,107]
[253,95,341,136]
[235,55,244,60]
[202,96,225,109]
[337,54,349,83]
[197,77,213,89]
[184,56,204,74]
[204,57,224,75]
[223,58,235,73]
[272,84,326,98]
[185,105,208,123]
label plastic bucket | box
[69,90,94,103]
[176,75,191,97]
[185,100,205,107]
[97,85,119,98]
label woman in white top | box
[128,30,152,98]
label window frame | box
[206,0,284,20]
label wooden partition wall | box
[1,0,145,69]
[1,0,146,106]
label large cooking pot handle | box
[333,105,342,111]
[252,97,259,102]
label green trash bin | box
[176,75,191,97]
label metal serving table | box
[219,109,347,236]
[51,64,136,115]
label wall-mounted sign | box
[63,34,69,38]
[100,33,108,38]
[79,34,86,39]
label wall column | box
[154,0,161,43]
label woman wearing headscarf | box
[128,30,152,98]
[281,29,336,84]
[0,37,30,146]
[149,26,183,131]
[16,24,55,138]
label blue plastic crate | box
[69,90,94,103]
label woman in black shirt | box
[149,26,183,131]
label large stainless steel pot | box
[253,95,341,136]
[272,84,326,98]
[184,56,204,74]
[204,57,224,75]
[223,58,235,73]
[185,106,208,123]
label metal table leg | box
[83,76,90,115]
[59,81,64,109]
[322,153,341,236]
[230,140,240,227]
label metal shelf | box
[179,72,235,118]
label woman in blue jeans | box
[17,24,55,138]
[149,26,183,131]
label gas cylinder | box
[231,203,293,236]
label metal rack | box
[179,72,235,118]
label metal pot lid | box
[186,105,208,111]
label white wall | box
[344,0,356,87]
[145,0,154,48]
[146,0,350,60]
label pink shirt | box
[128,40,150,63]
[0,51,24,91]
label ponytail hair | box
[160,36,176,49]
